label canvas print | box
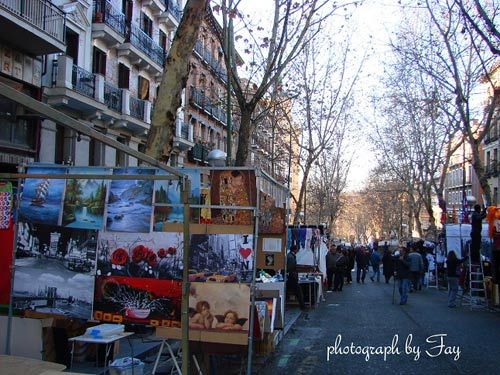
[210,170,257,225]
[106,168,155,233]
[97,231,183,280]
[189,234,254,283]
[93,276,181,327]
[153,169,201,228]
[188,282,250,332]
[12,221,97,319]
[19,166,67,226]
[62,167,110,230]
[200,188,212,224]
[259,191,286,234]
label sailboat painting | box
[19,166,67,226]
[62,167,111,230]
[105,168,155,233]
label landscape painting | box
[106,168,155,233]
[189,234,254,283]
[210,170,256,225]
[13,221,97,319]
[19,166,67,226]
[97,231,183,280]
[62,167,110,230]
[93,276,182,327]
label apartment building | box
[0,0,66,172]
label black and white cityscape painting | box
[13,221,97,319]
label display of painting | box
[12,165,258,343]
[13,166,182,325]
[287,227,323,266]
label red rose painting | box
[111,248,128,266]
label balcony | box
[188,142,211,164]
[44,55,107,116]
[92,0,125,47]
[117,23,164,75]
[142,0,165,16]
[158,0,181,29]
[485,161,499,178]
[173,118,194,151]
[193,40,227,84]
[104,82,122,113]
[0,0,66,55]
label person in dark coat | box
[287,244,305,310]
[470,204,486,263]
[355,246,369,283]
[446,250,466,308]
[346,248,355,284]
[333,248,347,291]
[382,248,395,283]
[395,247,411,305]
[325,244,337,291]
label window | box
[141,12,153,37]
[122,0,132,22]
[159,30,167,51]
[65,28,79,65]
[118,63,130,89]
[138,76,150,100]
[92,47,106,75]
[0,97,36,151]
[116,136,128,167]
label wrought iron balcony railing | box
[127,23,165,66]
[104,82,122,112]
[130,95,145,120]
[0,0,66,43]
[71,65,95,99]
[92,0,126,36]
[165,0,181,21]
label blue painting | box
[106,168,155,233]
[62,167,111,230]
[153,168,201,229]
[19,166,67,226]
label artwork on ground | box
[188,282,250,332]
[93,276,181,327]
[189,234,254,283]
[13,221,97,319]
[19,166,67,226]
[62,167,110,230]
[153,169,201,228]
[106,168,155,233]
[259,191,285,234]
[210,170,256,225]
[97,231,183,280]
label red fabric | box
[0,220,14,305]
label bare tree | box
[146,0,209,161]
[214,0,361,166]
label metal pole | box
[225,0,233,165]
[181,177,191,375]
[246,169,261,375]
[5,165,23,355]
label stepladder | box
[463,259,488,309]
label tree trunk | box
[293,163,312,225]
[234,104,254,166]
[145,0,208,162]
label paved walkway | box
[258,276,500,375]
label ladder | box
[465,259,488,309]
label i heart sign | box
[239,248,252,259]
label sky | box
[232,0,404,190]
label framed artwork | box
[13,221,98,319]
[259,191,286,234]
[97,231,183,280]
[210,170,256,225]
[188,282,250,333]
[189,234,254,283]
[19,166,67,226]
[106,168,155,233]
[93,276,181,327]
[62,167,110,230]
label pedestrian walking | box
[408,247,424,292]
[355,246,369,283]
[346,248,355,284]
[446,250,466,308]
[333,248,347,291]
[325,244,337,291]
[470,204,486,263]
[287,245,306,310]
[382,248,395,284]
[395,248,411,305]
[370,248,381,282]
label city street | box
[260,276,500,375]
